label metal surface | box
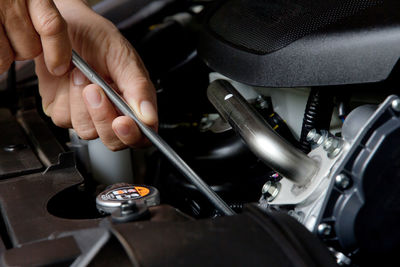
[71,51,234,216]
[207,79,318,186]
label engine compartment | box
[0,0,400,266]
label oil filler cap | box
[96,183,160,215]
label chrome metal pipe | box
[207,80,318,185]
[71,51,235,216]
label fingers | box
[28,0,71,76]
[35,54,72,128]
[83,84,127,151]
[106,37,158,130]
[70,68,97,140]
[0,25,14,74]
[1,0,41,61]
[112,116,145,148]
[123,78,158,130]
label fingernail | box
[116,123,131,136]
[53,64,69,76]
[140,101,157,123]
[85,87,102,108]
[72,69,86,86]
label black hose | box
[299,88,334,153]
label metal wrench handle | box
[71,50,235,216]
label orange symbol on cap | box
[135,186,150,197]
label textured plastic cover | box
[198,0,400,87]
[208,0,382,55]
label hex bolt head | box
[261,181,281,202]
[392,99,400,112]
[317,223,332,237]
[335,174,351,190]
[323,137,334,152]
[323,137,343,158]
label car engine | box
[0,0,399,266]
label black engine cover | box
[198,0,400,87]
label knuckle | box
[37,12,66,37]
[76,127,98,140]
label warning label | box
[135,186,150,197]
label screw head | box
[317,223,332,236]
[392,99,400,112]
[335,174,351,190]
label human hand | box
[0,0,71,74]
[33,0,158,150]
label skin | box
[0,0,158,151]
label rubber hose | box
[299,88,334,153]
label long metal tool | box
[71,50,235,216]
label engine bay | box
[0,0,400,266]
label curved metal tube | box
[207,80,318,185]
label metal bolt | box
[392,99,400,112]
[306,129,326,147]
[328,248,351,266]
[323,137,343,158]
[335,251,352,266]
[261,181,281,202]
[306,129,320,142]
[317,223,332,236]
[335,174,351,190]
[3,144,27,152]
[255,95,269,109]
